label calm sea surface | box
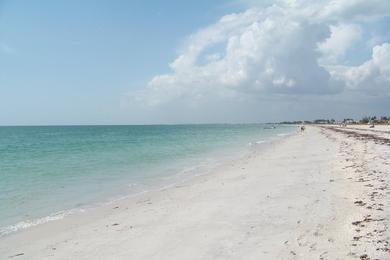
[0,124,295,235]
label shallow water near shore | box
[0,124,295,235]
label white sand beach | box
[1,126,389,259]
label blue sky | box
[0,0,240,125]
[1,0,390,125]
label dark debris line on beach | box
[327,127,390,146]
[323,126,390,259]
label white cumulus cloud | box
[330,43,390,94]
[125,0,390,122]
[317,23,362,64]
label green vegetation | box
[279,116,390,125]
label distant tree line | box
[279,116,390,125]
[360,116,389,124]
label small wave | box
[248,140,266,146]
[0,208,84,237]
[277,133,291,137]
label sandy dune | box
[1,126,389,259]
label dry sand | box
[1,126,389,259]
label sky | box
[0,0,390,125]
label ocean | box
[0,124,295,235]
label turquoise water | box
[0,124,294,235]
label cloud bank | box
[125,0,390,122]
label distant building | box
[343,119,355,124]
[313,119,329,124]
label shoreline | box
[0,128,296,238]
[1,126,389,259]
